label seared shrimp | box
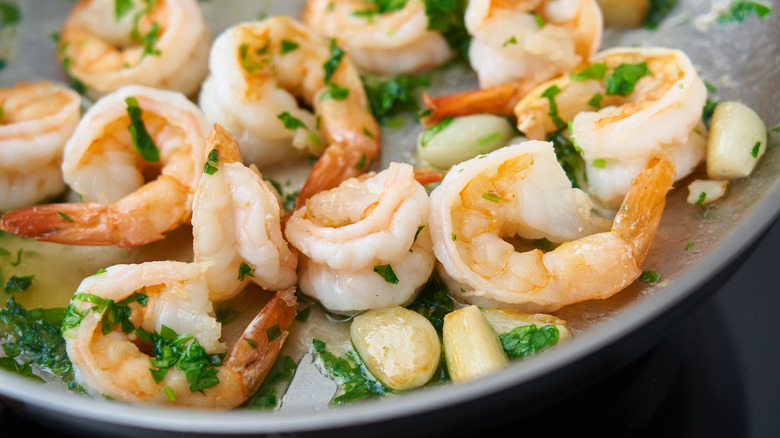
[0,81,81,211]
[430,140,674,313]
[63,261,297,409]
[301,0,454,74]
[515,47,707,208]
[192,125,298,302]
[285,162,434,314]
[57,0,210,100]
[197,16,380,206]
[423,0,603,124]
[0,85,209,247]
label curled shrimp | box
[0,85,209,247]
[57,0,211,100]
[0,81,81,211]
[514,47,707,208]
[197,16,380,207]
[192,124,298,302]
[63,261,297,409]
[285,162,435,314]
[301,0,455,74]
[423,0,603,125]
[429,140,673,313]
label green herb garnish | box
[587,92,604,108]
[62,290,148,335]
[5,275,34,295]
[592,158,607,168]
[716,1,771,25]
[605,62,652,97]
[0,1,21,28]
[238,261,256,281]
[695,192,706,206]
[499,324,559,358]
[323,39,345,82]
[569,63,607,82]
[751,141,761,158]
[280,39,299,54]
[643,0,678,30]
[362,72,431,124]
[115,0,134,21]
[57,211,74,222]
[639,270,660,283]
[203,148,219,175]
[125,96,160,162]
[420,116,454,146]
[407,275,453,335]
[312,338,388,405]
[540,85,567,130]
[481,191,501,203]
[373,264,399,284]
[277,112,307,130]
[321,82,350,101]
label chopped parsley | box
[203,148,219,175]
[125,96,160,162]
[695,191,707,206]
[115,0,134,21]
[499,324,559,359]
[569,63,607,82]
[540,85,568,130]
[685,241,695,250]
[244,355,298,409]
[407,275,453,335]
[137,324,224,393]
[373,264,399,284]
[423,0,469,58]
[277,112,307,130]
[702,81,719,129]
[546,130,584,189]
[643,0,678,30]
[321,82,350,101]
[605,62,652,97]
[265,324,282,342]
[420,116,454,146]
[362,72,431,124]
[639,270,660,283]
[5,275,34,295]
[502,35,517,47]
[62,290,148,335]
[313,338,389,405]
[533,14,545,28]
[0,1,21,28]
[587,92,604,108]
[239,43,262,73]
[280,39,299,54]
[751,141,761,158]
[294,306,311,323]
[57,211,74,222]
[592,158,607,168]
[481,191,501,203]
[0,298,73,384]
[323,39,345,82]
[139,21,162,59]
[238,261,256,281]
[716,1,771,25]
[477,132,502,146]
[353,0,408,18]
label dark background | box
[2,217,778,437]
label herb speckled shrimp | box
[0,81,81,211]
[192,125,298,302]
[285,162,434,314]
[514,47,707,208]
[0,85,209,247]
[63,261,297,409]
[57,0,210,100]
[301,0,454,74]
[429,140,673,313]
[423,0,602,124]
[197,16,380,207]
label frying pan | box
[0,0,778,436]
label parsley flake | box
[751,141,761,158]
[639,270,660,283]
[373,264,399,284]
[125,96,160,162]
[499,324,559,358]
[420,116,454,146]
[569,63,607,82]
[605,63,652,97]
[57,211,74,222]
[541,85,567,130]
[238,262,256,281]
[716,1,771,25]
[280,39,299,54]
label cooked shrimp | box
[0,81,81,211]
[423,0,603,124]
[63,261,297,409]
[514,47,707,208]
[285,162,434,314]
[192,124,298,302]
[429,140,673,313]
[197,16,380,207]
[57,0,210,100]
[0,85,209,247]
[301,0,455,74]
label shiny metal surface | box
[0,0,779,435]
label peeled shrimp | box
[429,140,673,313]
[0,85,209,247]
[423,0,603,124]
[301,0,455,74]
[0,81,81,211]
[58,0,210,100]
[63,261,297,409]
[192,124,298,302]
[285,162,434,314]
[197,16,380,206]
[515,47,707,208]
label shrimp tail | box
[0,202,157,247]
[422,84,523,126]
[224,286,298,397]
[413,167,446,186]
[612,153,676,261]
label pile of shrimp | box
[0,0,725,407]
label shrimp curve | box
[197,16,380,207]
[57,0,211,100]
[514,46,707,208]
[429,140,673,313]
[63,261,297,409]
[285,162,435,314]
[0,81,82,211]
[301,0,455,74]
[192,124,298,302]
[422,0,603,125]
[0,85,210,247]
